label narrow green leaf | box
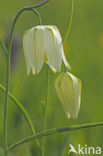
[0,84,41,149]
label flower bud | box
[55,72,81,119]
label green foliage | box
[0,0,103,155]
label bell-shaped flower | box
[55,72,81,119]
[23,25,71,74]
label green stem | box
[63,0,74,44]
[7,121,103,152]
[4,54,10,156]
[0,84,40,148]
[32,9,42,25]
[42,66,49,156]
[58,133,70,156]
[0,37,7,56]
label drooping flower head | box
[55,72,81,119]
[23,25,71,74]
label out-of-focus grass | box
[0,0,103,155]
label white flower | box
[23,25,71,74]
[55,72,81,119]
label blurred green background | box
[0,0,103,155]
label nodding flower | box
[55,72,81,119]
[23,25,71,75]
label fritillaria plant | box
[0,0,103,156]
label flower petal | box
[33,27,45,74]
[44,26,62,72]
[23,27,44,75]
[23,28,35,74]
[47,26,71,70]
[62,51,71,70]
